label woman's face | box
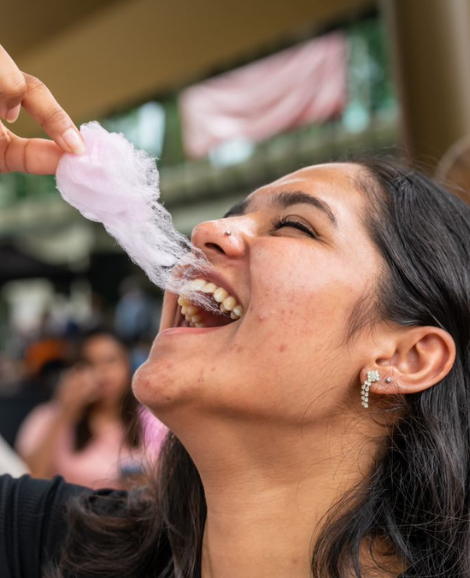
[134,163,384,425]
[82,335,130,403]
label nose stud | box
[224,230,232,236]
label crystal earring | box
[361,370,380,408]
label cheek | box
[103,364,129,385]
[248,242,359,339]
[209,247,364,412]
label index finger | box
[21,73,86,155]
[0,45,27,117]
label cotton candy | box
[56,122,215,310]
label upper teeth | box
[177,278,244,328]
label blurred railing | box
[161,112,398,209]
[0,112,398,241]
[0,110,398,239]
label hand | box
[55,366,101,423]
[0,44,86,175]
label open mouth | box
[175,278,244,329]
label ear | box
[364,326,456,396]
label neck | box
[172,412,383,578]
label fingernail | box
[6,104,21,123]
[63,128,86,154]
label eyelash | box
[272,216,318,239]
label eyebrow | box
[223,190,338,227]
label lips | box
[158,292,180,333]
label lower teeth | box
[189,321,206,328]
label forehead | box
[83,335,123,354]
[224,163,371,237]
[248,162,365,208]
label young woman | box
[15,329,142,489]
[1,45,469,578]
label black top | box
[0,474,203,578]
[0,474,113,577]
[0,474,86,577]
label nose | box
[191,217,254,260]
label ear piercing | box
[224,230,232,236]
[361,370,380,408]
[361,372,394,408]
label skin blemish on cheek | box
[258,313,267,322]
[279,344,288,353]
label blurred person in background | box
[15,328,143,489]
[21,335,71,395]
[0,336,71,457]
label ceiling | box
[1,0,375,137]
[0,0,125,57]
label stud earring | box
[224,230,232,236]
[361,370,380,408]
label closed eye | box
[272,216,318,239]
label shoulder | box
[0,474,87,577]
[15,401,62,455]
[0,474,127,578]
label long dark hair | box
[49,159,470,577]
[312,159,470,577]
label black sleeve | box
[0,474,90,578]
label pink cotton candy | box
[56,122,214,309]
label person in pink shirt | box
[15,328,150,489]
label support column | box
[382,0,470,172]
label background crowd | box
[0,277,166,488]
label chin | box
[132,355,201,415]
